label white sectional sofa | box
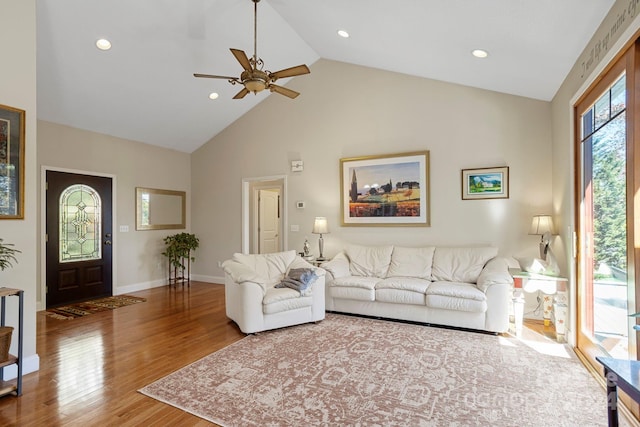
[321,244,513,333]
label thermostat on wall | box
[296,201,305,209]
[291,160,304,172]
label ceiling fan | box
[193,0,310,99]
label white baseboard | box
[192,274,224,284]
[2,353,40,380]
[115,279,167,295]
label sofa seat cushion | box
[375,277,431,306]
[263,287,313,315]
[425,281,487,313]
[375,277,431,293]
[329,276,378,302]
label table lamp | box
[312,217,329,261]
[529,215,555,261]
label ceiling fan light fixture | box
[244,79,266,93]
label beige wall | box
[0,0,38,374]
[37,121,191,304]
[550,0,640,344]
[191,59,553,283]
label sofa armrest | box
[221,259,268,293]
[321,252,350,280]
[477,257,513,292]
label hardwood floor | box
[0,282,244,426]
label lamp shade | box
[529,215,554,235]
[312,217,329,234]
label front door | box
[46,171,113,307]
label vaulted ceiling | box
[36,0,615,153]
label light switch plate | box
[291,160,304,172]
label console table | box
[596,356,640,427]
[509,269,568,340]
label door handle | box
[104,240,112,245]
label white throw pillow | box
[345,244,394,278]
[386,246,436,279]
[431,247,498,283]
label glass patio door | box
[579,71,628,359]
[575,42,639,369]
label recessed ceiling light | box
[472,49,488,58]
[337,29,350,38]
[96,39,112,51]
[209,92,219,100]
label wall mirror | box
[136,187,186,230]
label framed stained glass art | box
[0,104,25,219]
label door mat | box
[44,295,146,320]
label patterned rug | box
[44,295,146,320]
[139,314,622,426]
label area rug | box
[139,314,620,426]
[44,295,146,320]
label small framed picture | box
[461,166,509,200]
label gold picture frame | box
[340,151,430,226]
[0,104,25,219]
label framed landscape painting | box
[461,166,509,200]
[0,104,25,219]
[340,151,430,226]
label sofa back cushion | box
[386,246,436,279]
[232,250,296,286]
[345,244,394,277]
[431,247,498,283]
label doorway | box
[242,176,287,254]
[45,171,113,307]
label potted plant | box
[162,232,199,287]
[0,239,20,271]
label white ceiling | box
[36,0,615,153]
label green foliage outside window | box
[592,113,626,278]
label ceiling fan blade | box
[270,84,300,99]
[270,64,310,80]
[233,87,250,99]
[230,49,253,72]
[194,73,238,80]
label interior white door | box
[258,189,280,254]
